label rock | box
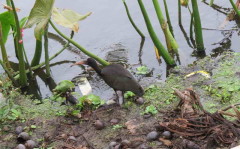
[16,126,23,134]
[146,131,159,141]
[110,119,120,125]
[105,47,128,63]
[18,132,30,142]
[143,114,152,119]
[25,140,36,149]
[136,97,145,105]
[68,136,77,141]
[15,144,26,149]
[114,144,121,149]
[121,139,131,147]
[44,133,52,141]
[137,143,150,149]
[94,120,105,130]
[162,131,172,139]
[108,141,117,149]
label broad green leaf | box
[53,80,75,93]
[52,7,92,32]
[24,0,55,40]
[0,11,15,43]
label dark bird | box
[72,58,144,104]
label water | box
[2,0,240,99]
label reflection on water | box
[2,1,240,99]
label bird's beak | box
[70,60,87,67]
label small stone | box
[136,97,145,105]
[121,139,131,147]
[15,144,26,149]
[18,132,30,142]
[109,141,117,149]
[68,136,77,141]
[137,143,150,149]
[114,144,121,149]
[94,120,105,130]
[162,131,172,139]
[146,131,159,141]
[44,133,52,142]
[25,140,36,149]
[110,119,120,125]
[16,126,23,134]
[143,114,152,119]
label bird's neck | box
[89,63,102,76]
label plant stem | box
[10,0,28,87]
[49,20,109,66]
[209,0,214,6]
[0,59,18,86]
[0,22,11,69]
[122,0,145,39]
[178,0,182,26]
[44,23,51,77]
[15,32,73,79]
[138,0,175,66]
[230,0,240,17]
[191,0,205,51]
[22,46,33,78]
[163,0,174,36]
[31,39,42,66]
[152,0,178,53]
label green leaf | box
[24,0,55,40]
[136,65,150,75]
[144,105,158,115]
[124,91,135,98]
[30,125,37,129]
[53,80,75,93]
[52,7,92,32]
[19,17,28,28]
[0,11,15,43]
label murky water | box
[2,0,240,99]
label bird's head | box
[134,85,144,97]
[71,58,97,67]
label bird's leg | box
[113,89,119,103]
[118,91,124,105]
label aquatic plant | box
[137,0,175,66]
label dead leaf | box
[159,138,172,147]
[2,4,20,12]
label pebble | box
[121,139,131,147]
[143,114,152,119]
[137,143,150,149]
[136,97,145,105]
[18,132,30,142]
[25,140,36,149]
[94,120,105,130]
[162,131,172,139]
[15,144,26,149]
[146,131,159,141]
[110,119,120,125]
[108,141,117,149]
[68,136,77,141]
[16,126,23,134]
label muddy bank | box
[0,52,240,149]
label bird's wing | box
[101,64,135,80]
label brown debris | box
[160,88,240,148]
